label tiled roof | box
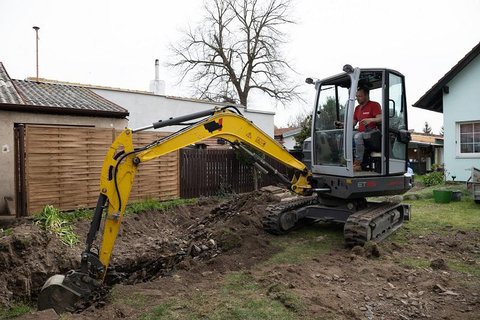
[12,79,128,114]
[25,77,277,115]
[0,62,23,104]
[0,62,128,117]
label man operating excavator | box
[335,85,382,171]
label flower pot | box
[451,191,462,201]
[433,190,452,204]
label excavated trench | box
[0,190,282,309]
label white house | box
[92,87,275,137]
[413,41,480,181]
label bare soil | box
[1,190,479,319]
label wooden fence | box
[180,148,290,198]
[19,125,291,215]
[22,125,179,215]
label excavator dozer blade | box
[38,271,97,314]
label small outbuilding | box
[0,62,128,217]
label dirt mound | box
[0,190,281,308]
[4,190,480,319]
[0,223,81,306]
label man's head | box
[356,86,370,105]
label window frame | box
[456,121,480,158]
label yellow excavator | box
[38,65,413,313]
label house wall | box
[443,55,480,181]
[283,136,297,150]
[92,89,275,137]
[0,111,126,214]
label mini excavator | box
[38,65,413,313]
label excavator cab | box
[310,65,409,178]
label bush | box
[423,171,444,187]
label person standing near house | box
[335,86,382,171]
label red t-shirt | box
[354,101,382,132]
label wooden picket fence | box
[18,125,290,215]
[179,148,290,198]
[21,125,179,215]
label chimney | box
[155,59,159,80]
[149,59,165,95]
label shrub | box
[423,171,444,187]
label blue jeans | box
[354,131,365,162]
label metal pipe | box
[235,143,292,186]
[33,26,40,81]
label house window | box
[458,122,480,156]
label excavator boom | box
[38,106,312,313]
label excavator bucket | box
[38,271,97,314]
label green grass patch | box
[139,303,173,320]
[34,205,79,247]
[138,271,300,320]
[57,198,197,222]
[265,283,304,313]
[0,302,33,319]
[265,224,344,265]
[387,184,479,243]
[398,257,480,278]
[400,198,480,236]
[398,257,431,269]
[125,198,197,215]
[63,207,93,222]
[122,293,150,308]
[223,271,260,292]
[0,228,13,237]
[448,260,480,277]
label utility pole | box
[33,26,40,82]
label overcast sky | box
[1,0,479,133]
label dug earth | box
[1,190,479,319]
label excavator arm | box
[38,106,312,313]
[96,106,311,277]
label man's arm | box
[360,114,381,126]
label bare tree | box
[169,0,299,107]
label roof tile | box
[0,62,128,116]
[0,63,24,104]
[12,79,128,114]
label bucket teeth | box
[38,271,98,314]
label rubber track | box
[262,195,318,235]
[344,202,405,247]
